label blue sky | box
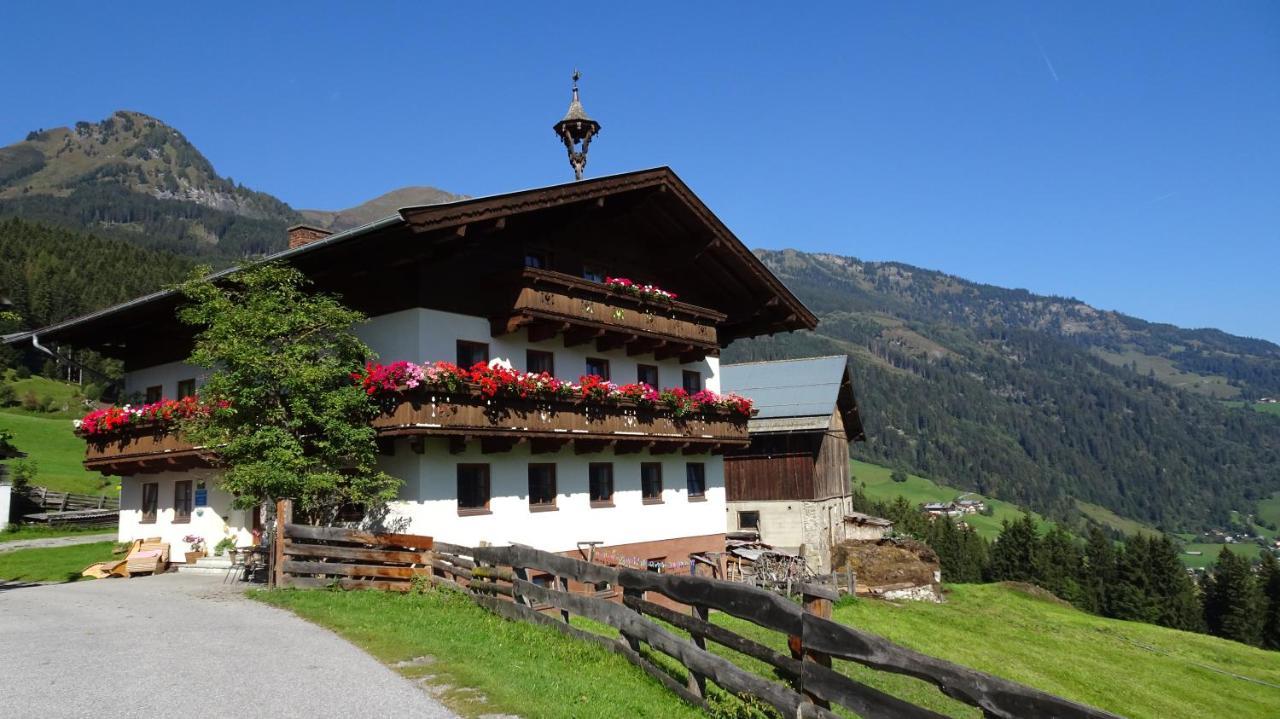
[3,2,1278,341]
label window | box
[526,349,555,376]
[682,370,702,393]
[140,482,159,524]
[173,480,193,523]
[636,364,659,388]
[456,340,489,368]
[176,378,196,399]
[589,463,614,506]
[528,464,557,509]
[738,511,760,530]
[524,250,548,269]
[686,463,706,500]
[585,357,610,380]
[457,464,491,515]
[144,385,163,404]
[641,463,663,503]
[582,265,606,283]
[645,557,667,574]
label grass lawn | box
[1256,492,1280,533]
[0,541,115,583]
[1075,500,1161,538]
[0,411,113,496]
[1,524,115,543]
[1179,542,1263,570]
[852,459,1053,539]
[253,587,707,719]
[0,372,92,419]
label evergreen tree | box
[1202,547,1264,646]
[1109,538,1157,623]
[1257,552,1280,651]
[987,514,1039,583]
[1144,535,1203,632]
[1035,525,1084,605]
[1080,526,1115,615]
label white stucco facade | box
[113,306,728,559]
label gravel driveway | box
[0,573,459,718]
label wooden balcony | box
[82,429,213,476]
[371,389,749,454]
[491,268,725,361]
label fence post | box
[685,559,708,700]
[58,492,69,512]
[798,581,836,710]
[271,499,292,588]
[621,587,644,652]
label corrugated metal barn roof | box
[720,355,847,420]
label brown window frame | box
[685,462,707,500]
[173,480,193,524]
[456,340,490,369]
[682,370,702,393]
[140,482,159,524]
[636,364,659,388]
[641,462,663,504]
[528,463,557,511]
[457,464,491,516]
[176,378,196,399]
[585,357,610,380]
[738,510,760,530]
[526,349,555,376]
[589,463,614,507]
[144,385,163,404]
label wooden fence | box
[19,486,119,512]
[269,503,1120,719]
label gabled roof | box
[3,167,814,361]
[720,355,864,441]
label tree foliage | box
[177,263,399,524]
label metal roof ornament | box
[553,70,601,181]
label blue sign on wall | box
[194,488,208,507]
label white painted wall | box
[118,470,253,560]
[0,484,10,531]
[380,437,725,553]
[122,360,207,401]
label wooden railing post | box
[271,499,292,588]
[685,560,708,700]
[798,581,836,710]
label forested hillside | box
[725,250,1280,532]
[0,218,192,329]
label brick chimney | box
[287,224,333,250]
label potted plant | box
[214,536,238,557]
[182,534,206,564]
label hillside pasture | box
[1090,347,1240,398]
[0,412,111,496]
[1075,500,1161,538]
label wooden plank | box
[283,524,434,549]
[468,579,516,597]
[800,662,947,719]
[472,544,620,586]
[282,560,432,580]
[623,595,801,679]
[513,578,836,719]
[272,499,292,588]
[616,567,803,635]
[282,543,431,565]
[800,613,1122,719]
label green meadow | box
[0,411,112,496]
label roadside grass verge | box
[0,411,112,495]
[1,525,115,543]
[255,581,1280,719]
[0,541,115,583]
[251,587,706,719]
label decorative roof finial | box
[554,69,601,181]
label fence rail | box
[18,486,119,512]
[270,503,1120,719]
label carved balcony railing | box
[491,268,726,361]
[81,427,212,476]
[371,386,749,454]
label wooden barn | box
[720,355,866,571]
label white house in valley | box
[5,168,816,568]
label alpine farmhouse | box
[5,168,817,568]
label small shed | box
[720,355,864,571]
[844,511,894,541]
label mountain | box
[299,186,466,232]
[0,111,301,262]
[724,250,1280,532]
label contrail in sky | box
[1033,32,1060,82]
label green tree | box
[987,514,1039,583]
[1034,525,1083,605]
[1257,552,1280,651]
[177,263,400,525]
[1109,537,1157,623]
[1080,526,1115,615]
[1145,535,1203,632]
[1202,546,1264,646]
[890,466,908,483]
